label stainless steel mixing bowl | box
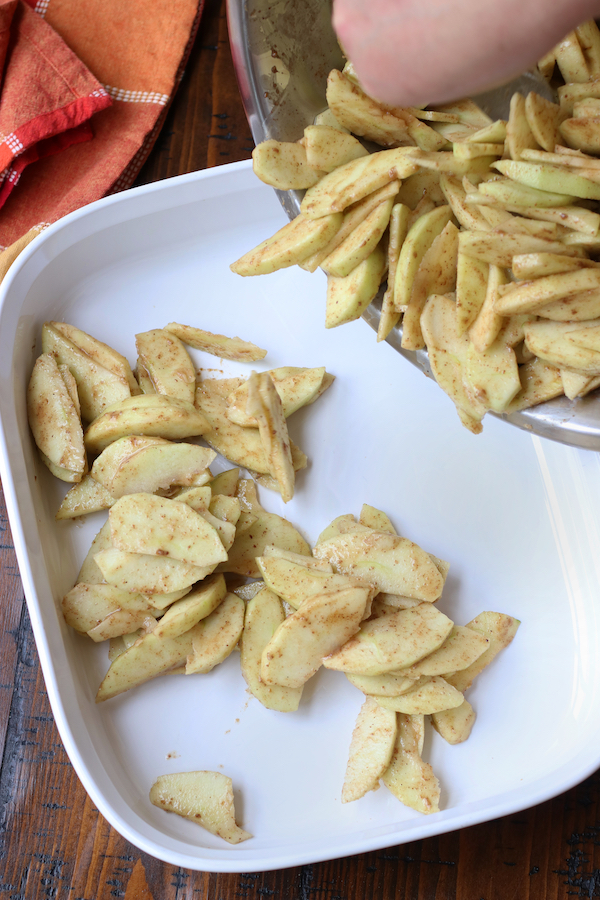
[227,0,600,450]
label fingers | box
[332,0,600,107]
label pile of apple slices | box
[252,504,518,814]
[65,476,517,823]
[26,319,333,511]
[231,18,600,433]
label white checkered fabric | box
[34,0,50,16]
[4,133,24,156]
[103,85,170,105]
[4,167,20,185]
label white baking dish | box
[1,159,600,872]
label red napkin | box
[0,1,111,209]
[0,0,204,255]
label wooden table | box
[1,0,599,895]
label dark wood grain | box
[2,0,600,896]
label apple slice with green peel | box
[185,593,245,674]
[342,696,397,803]
[323,604,454,676]
[240,587,303,712]
[261,586,370,688]
[149,771,252,844]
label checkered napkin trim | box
[103,85,170,105]
[3,133,24,154]
[34,0,49,16]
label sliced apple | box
[313,530,446,600]
[42,323,131,421]
[109,493,227,568]
[261,586,370,688]
[149,771,251,844]
[27,353,86,482]
[135,328,196,404]
[239,587,303,712]
[185,593,245,674]
[342,696,397,803]
[84,394,209,455]
[381,714,441,814]
[322,604,454,676]
[91,436,215,498]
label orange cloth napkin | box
[0,0,204,253]
[0,1,111,210]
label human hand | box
[333,0,600,107]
